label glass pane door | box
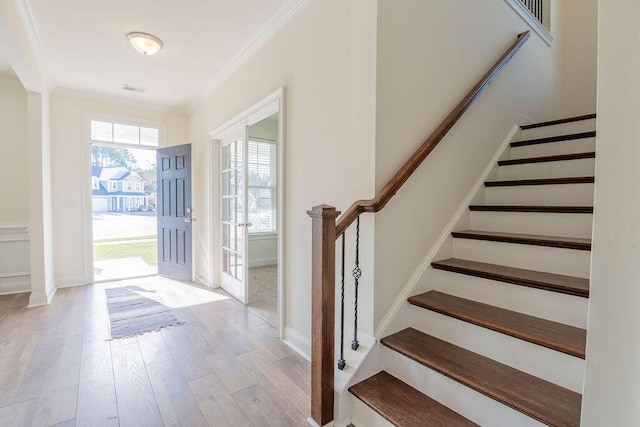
[220,127,248,302]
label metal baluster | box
[338,233,346,370]
[351,216,361,351]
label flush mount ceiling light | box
[127,32,163,56]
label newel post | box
[307,204,340,426]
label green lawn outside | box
[93,235,156,244]
[94,241,158,266]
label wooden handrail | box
[335,31,530,237]
[307,32,531,427]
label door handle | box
[184,217,197,223]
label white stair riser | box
[351,396,394,427]
[452,238,591,278]
[510,137,596,159]
[520,119,596,140]
[498,158,595,180]
[432,269,589,328]
[470,211,593,239]
[484,183,594,206]
[399,307,585,392]
[383,348,547,427]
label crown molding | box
[187,0,310,112]
[53,87,187,116]
[14,0,53,90]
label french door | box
[220,127,249,302]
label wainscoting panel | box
[0,223,31,295]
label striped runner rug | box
[105,287,184,339]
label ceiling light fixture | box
[126,32,163,56]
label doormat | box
[105,286,184,339]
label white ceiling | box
[28,0,291,109]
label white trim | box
[248,257,277,268]
[28,285,56,307]
[54,87,186,116]
[0,272,30,295]
[306,418,334,427]
[0,222,30,242]
[189,0,310,111]
[210,87,286,339]
[284,326,311,362]
[14,0,52,89]
[248,232,278,241]
[504,0,553,46]
[210,88,283,139]
[375,124,522,339]
[516,112,537,126]
[55,276,89,288]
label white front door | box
[220,127,249,303]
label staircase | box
[348,114,596,427]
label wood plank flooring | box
[0,276,310,427]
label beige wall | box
[559,0,598,116]
[582,0,640,424]
[50,93,188,286]
[0,80,28,222]
[188,0,377,342]
[372,0,570,327]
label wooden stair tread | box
[511,131,596,148]
[498,152,595,166]
[484,176,594,187]
[431,258,589,297]
[381,328,582,427]
[520,113,596,130]
[451,230,591,250]
[349,371,477,427]
[408,291,586,358]
[469,205,593,213]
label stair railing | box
[307,31,530,427]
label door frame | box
[82,112,167,284]
[209,87,286,339]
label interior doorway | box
[89,119,160,282]
[211,89,285,334]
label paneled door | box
[157,144,193,281]
[220,127,249,303]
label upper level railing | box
[307,31,531,427]
[520,0,544,25]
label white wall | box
[582,0,640,424]
[188,0,377,344]
[50,93,188,286]
[558,0,598,116]
[0,79,28,221]
[372,0,570,328]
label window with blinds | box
[247,139,276,233]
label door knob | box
[185,217,197,223]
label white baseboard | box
[375,124,521,339]
[283,326,311,361]
[55,276,89,288]
[29,285,56,307]
[248,257,277,268]
[0,272,31,295]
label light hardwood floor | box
[0,276,311,427]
